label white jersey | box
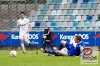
[17,18,30,33]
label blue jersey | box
[58,41,85,56]
[67,41,85,56]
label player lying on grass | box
[40,35,85,56]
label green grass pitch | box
[0,50,100,66]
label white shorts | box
[61,48,68,56]
[19,32,29,42]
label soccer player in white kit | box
[13,12,31,53]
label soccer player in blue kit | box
[40,35,85,56]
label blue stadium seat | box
[89,0,94,3]
[80,4,86,9]
[54,27,59,30]
[72,0,78,3]
[71,27,76,31]
[83,0,89,3]
[48,16,54,20]
[59,27,66,31]
[6,28,12,30]
[43,5,49,10]
[54,4,59,9]
[69,4,75,9]
[35,21,40,27]
[38,16,43,21]
[70,16,76,21]
[91,4,97,9]
[78,0,83,3]
[40,22,45,27]
[51,0,57,4]
[77,27,82,31]
[73,21,79,26]
[57,0,62,4]
[87,15,93,21]
[13,22,17,27]
[51,22,57,26]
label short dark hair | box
[75,35,82,41]
[20,12,25,15]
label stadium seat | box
[64,4,70,9]
[95,10,100,15]
[70,16,76,21]
[32,28,38,31]
[56,0,62,4]
[73,21,79,26]
[54,4,59,9]
[28,17,33,20]
[40,22,45,27]
[40,10,46,16]
[83,0,89,3]
[94,27,99,31]
[31,22,35,27]
[38,28,44,31]
[54,27,59,30]
[6,28,11,30]
[87,15,93,21]
[56,10,62,15]
[48,16,54,20]
[46,0,52,4]
[71,27,76,31]
[76,4,81,9]
[72,10,78,15]
[59,5,64,9]
[67,10,73,15]
[97,4,100,9]
[89,10,95,15]
[13,22,17,27]
[77,27,82,31]
[82,16,86,21]
[62,10,67,15]
[86,4,91,9]
[46,10,51,15]
[72,0,78,3]
[51,10,57,15]
[46,22,51,27]
[50,27,54,31]
[35,21,40,27]
[49,5,54,9]
[79,10,83,15]
[38,16,43,21]
[51,0,57,4]
[54,16,59,20]
[90,22,95,27]
[38,5,44,10]
[68,0,72,3]
[62,22,67,27]
[33,16,38,21]
[69,4,75,9]
[79,22,84,27]
[66,27,70,31]
[67,22,73,27]
[96,21,100,26]
[74,16,81,21]
[59,16,64,21]
[36,11,41,15]
[30,28,32,31]
[43,16,48,21]
[78,0,83,3]
[43,5,49,10]
[51,22,57,26]
[60,0,67,4]
[88,27,93,31]
[80,4,86,9]
[92,15,98,21]
[30,11,35,16]
[83,10,89,15]
[88,0,94,3]
[57,22,62,27]
[84,21,90,27]
[59,27,66,31]
[65,16,70,21]
[91,4,97,9]
[82,27,88,31]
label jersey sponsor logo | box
[60,34,89,40]
[20,24,26,26]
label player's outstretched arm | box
[13,26,19,32]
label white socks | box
[21,43,26,52]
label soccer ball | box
[10,50,17,57]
